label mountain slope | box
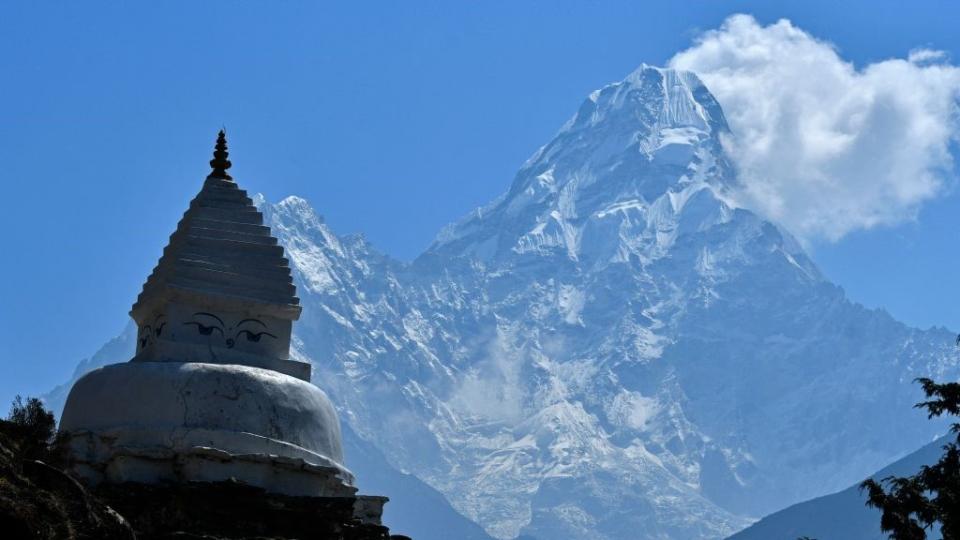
[52,65,959,540]
[727,437,949,540]
[343,424,495,540]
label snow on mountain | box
[256,66,960,539]
[266,65,959,539]
[53,65,959,539]
[431,65,734,266]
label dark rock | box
[0,422,408,540]
[0,425,135,540]
[96,480,395,540]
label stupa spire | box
[56,129,390,531]
[209,129,233,179]
[130,129,303,378]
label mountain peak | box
[428,65,734,263]
[548,65,727,150]
[571,64,723,135]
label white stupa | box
[60,132,358,501]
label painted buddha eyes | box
[138,316,167,350]
[183,313,276,348]
[189,322,222,336]
[237,330,274,342]
[231,318,277,346]
[184,312,225,337]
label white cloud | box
[909,48,948,65]
[669,14,960,243]
[451,329,526,422]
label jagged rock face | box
[256,66,959,540]
[429,66,732,265]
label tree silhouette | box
[1,395,57,462]
[860,378,960,539]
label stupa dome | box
[61,362,353,494]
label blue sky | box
[2,1,960,407]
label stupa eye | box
[233,319,274,343]
[237,330,277,343]
[139,325,152,349]
[184,321,223,336]
[184,312,225,337]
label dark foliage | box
[0,395,57,462]
[0,397,135,539]
[860,378,960,539]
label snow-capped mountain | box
[256,65,959,539]
[53,65,959,539]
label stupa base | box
[93,479,395,539]
[64,428,357,498]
